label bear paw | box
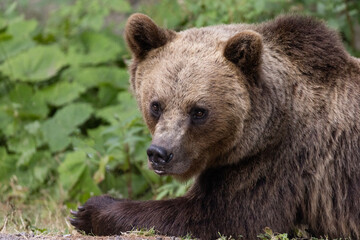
[69,195,117,235]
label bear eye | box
[193,110,205,118]
[150,101,161,118]
[190,107,208,123]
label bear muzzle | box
[147,144,174,175]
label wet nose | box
[147,145,173,165]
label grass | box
[0,199,352,240]
[0,198,71,235]
[127,227,157,237]
[217,232,239,240]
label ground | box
[0,233,181,240]
[0,201,185,240]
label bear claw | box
[69,195,119,235]
[77,206,85,211]
[70,209,78,215]
[68,217,79,229]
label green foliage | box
[257,227,291,240]
[128,227,157,237]
[143,0,360,56]
[256,227,352,240]
[0,0,359,211]
[217,232,241,240]
[0,0,161,205]
[155,179,193,200]
[42,103,93,152]
[0,45,67,82]
[181,233,196,240]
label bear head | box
[125,14,263,180]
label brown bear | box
[70,14,360,239]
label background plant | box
[0,0,359,234]
[0,0,150,207]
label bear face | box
[125,14,266,180]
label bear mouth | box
[154,169,166,175]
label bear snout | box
[147,144,173,174]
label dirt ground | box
[0,233,182,240]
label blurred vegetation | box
[0,0,359,229]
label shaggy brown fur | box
[70,14,360,239]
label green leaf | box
[70,166,101,203]
[17,148,36,167]
[141,0,184,29]
[41,102,93,152]
[64,67,129,90]
[0,105,13,131]
[39,80,86,106]
[0,45,67,82]
[8,83,48,119]
[0,19,37,61]
[96,92,139,124]
[52,102,93,131]
[68,31,122,65]
[4,2,18,17]
[101,0,131,13]
[132,173,150,197]
[0,147,16,182]
[97,85,119,106]
[7,133,36,153]
[93,155,109,184]
[7,19,38,38]
[2,151,54,196]
[5,122,43,168]
[71,136,97,155]
[24,121,41,135]
[42,128,71,153]
[58,151,87,191]
[59,150,101,201]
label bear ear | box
[125,13,176,59]
[224,30,263,73]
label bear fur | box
[70,14,360,239]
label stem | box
[344,0,356,49]
[124,143,132,199]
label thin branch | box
[344,0,356,49]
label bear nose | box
[147,145,173,165]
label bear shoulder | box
[255,16,350,78]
